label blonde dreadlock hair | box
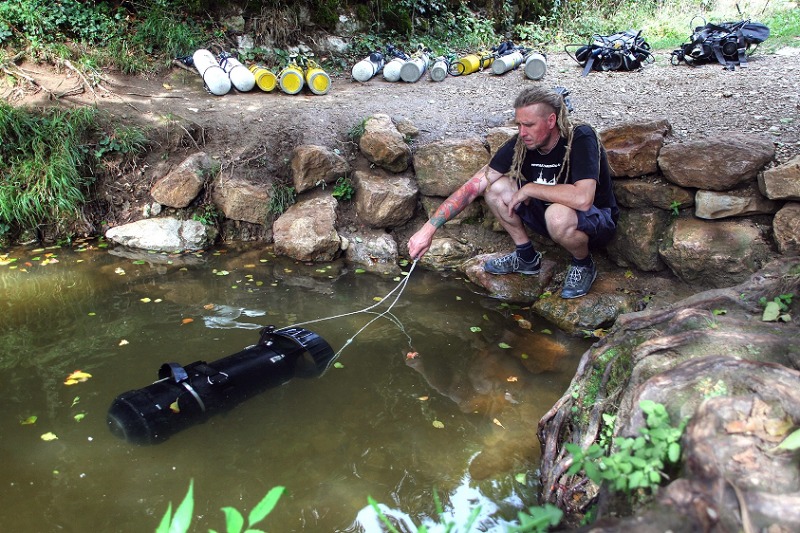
[507,87,579,187]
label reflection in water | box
[0,243,591,532]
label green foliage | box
[156,479,285,533]
[669,200,681,217]
[130,7,204,58]
[0,103,100,231]
[267,181,296,217]
[331,176,356,201]
[0,0,119,47]
[192,204,221,226]
[759,293,793,322]
[92,125,148,160]
[348,117,368,142]
[507,504,564,533]
[566,400,687,495]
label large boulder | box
[759,154,800,200]
[694,185,781,219]
[607,208,670,271]
[105,217,210,251]
[150,152,214,208]
[212,174,271,225]
[340,227,400,275]
[413,137,489,197]
[612,177,694,211]
[358,114,411,173]
[658,134,775,191]
[272,193,340,262]
[773,203,800,255]
[600,118,671,178]
[291,144,349,193]
[353,170,418,228]
[659,218,774,288]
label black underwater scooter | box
[107,326,335,445]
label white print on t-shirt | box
[529,162,561,185]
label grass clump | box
[0,103,148,239]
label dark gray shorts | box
[516,203,617,248]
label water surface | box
[0,241,590,532]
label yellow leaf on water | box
[493,418,506,429]
[74,413,86,422]
[432,420,445,429]
[140,297,151,303]
[20,415,37,425]
[118,339,129,346]
[373,297,383,302]
[506,376,518,382]
[203,303,215,310]
[64,370,92,385]
[181,318,194,325]
[41,432,59,441]
[170,400,180,413]
[114,267,126,275]
[418,396,429,401]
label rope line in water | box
[277,259,419,373]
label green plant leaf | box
[498,342,511,349]
[220,506,244,533]
[762,301,782,321]
[156,502,172,533]
[469,326,481,333]
[169,479,194,533]
[773,428,800,452]
[248,486,285,527]
[668,441,681,462]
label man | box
[408,86,618,299]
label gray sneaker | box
[484,251,541,275]
[561,262,597,299]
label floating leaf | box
[170,400,180,413]
[498,342,511,349]
[181,318,194,325]
[114,267,126,275]
[373,297,382,302]
[354,268,366,274]
[140,297,152,303]
[71,396,80,407]
[215,270,230,276]
[132,260,146,265]
[541,328,553,335]
[20,415,37,425]
[74,413,86,422]
[41,432,59,441]
[203,304,215,310]
[521,353,529,359]
[506,376,518,382]
[87,312,96,316]
[333,362,344,369]
[432,420,445,429]
[456,296,462,301]
[470,326,481,333]
[118,339,129,346]
[516,319,532,330]
[406,352,418,360]
[493,418,505,429]
[515,473,527,484]
[64,370,92,385]
[418,396,429,401]
[482,314,489,321]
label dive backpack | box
[566,30,653,77]
[671,19,769,70]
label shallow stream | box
[0,240,591,532]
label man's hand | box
[408,222,437,259]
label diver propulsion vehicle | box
[107,326,334,445]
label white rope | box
[277,259,419,373]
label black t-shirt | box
[489,125,619,221]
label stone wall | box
[106,115,799,333]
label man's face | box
[515,103,557,151]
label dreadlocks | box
[507,87,576,187]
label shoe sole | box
[560,270,598,299]
[484,268,541,276]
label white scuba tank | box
[192,49,231,96]
[218,54,256,92]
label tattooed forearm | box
[429,176,484,228]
